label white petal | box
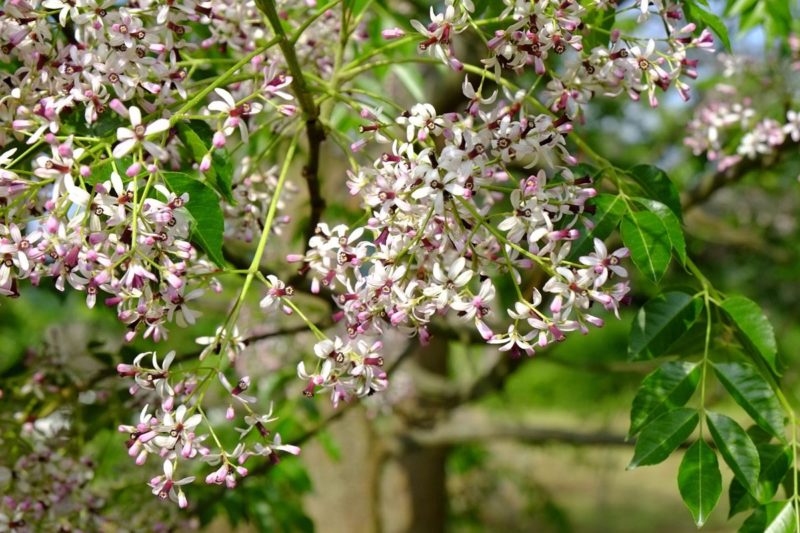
[207,101,230,113]
[116,127,135,140]
[145,119,170,136]
[111,171,124,194]
[214,88,236,108]
[183,414,202,429]
[112,138,137,158]
[129,106,142,127]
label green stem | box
[170,36,281,126]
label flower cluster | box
[684,52,800,172]
[0,343,197,530]
[413,0,716,116]
[0,445,193,532]
[117,350,299,507]
[0,0,324,337]
[287,82,631,404]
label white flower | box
[153,404,202,450]
[208,88,262,141]
[784,110,800,142]
[149,460,195,508]
[113,106,171,159]
[422,256,473,308]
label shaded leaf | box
[628,408,699,469]
[87,156,134,185]
[756,443,792,503]
[712,362,785,441]
[569,193,626,260]
[629,292,703,361]
[706,412,760,495]
[627,165,683,220]
[678,439,722,526]
[730,478,758,518]
[175,120,235,203]
[629,361,701,438]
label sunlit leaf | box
[720,296,780,375]
[706,412,760,495]
[712,362,785,441]
[678,439,722,526]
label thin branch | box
[682,140,792,210]
[191,341,419,509]
[401,412,705,450]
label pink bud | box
[381,28,405,39]
[350,139,367,153]
[126,162,142,177]
[199,153,212,172]
[212,131,226,148]
[162,395,175,412]
[109,99,128,117]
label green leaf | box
[683,0,732,52]
[706,412,761,495]
[582,8,616,50]
[632,197,687,265]
[730,478,759,518]
[162,171,225,267]
[678,439,722,526]
[756,443,792,502]
[175,120,235,203]
[712,362,785,441]
[740,501,797,533]
[176,120,208,161]
[211,149,235,203]
[628,408,699,469]
[87,156,134,185]
[628,292,703,361]
[568,193,626,260]
[627,165,683,221]
[720,296,780,375]
[629,361,701,438]
[392,63,425,102]
[726,0,757,16]
[621,211,672,282]
[763,0,791,38]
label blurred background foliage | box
[2,0,800,531]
